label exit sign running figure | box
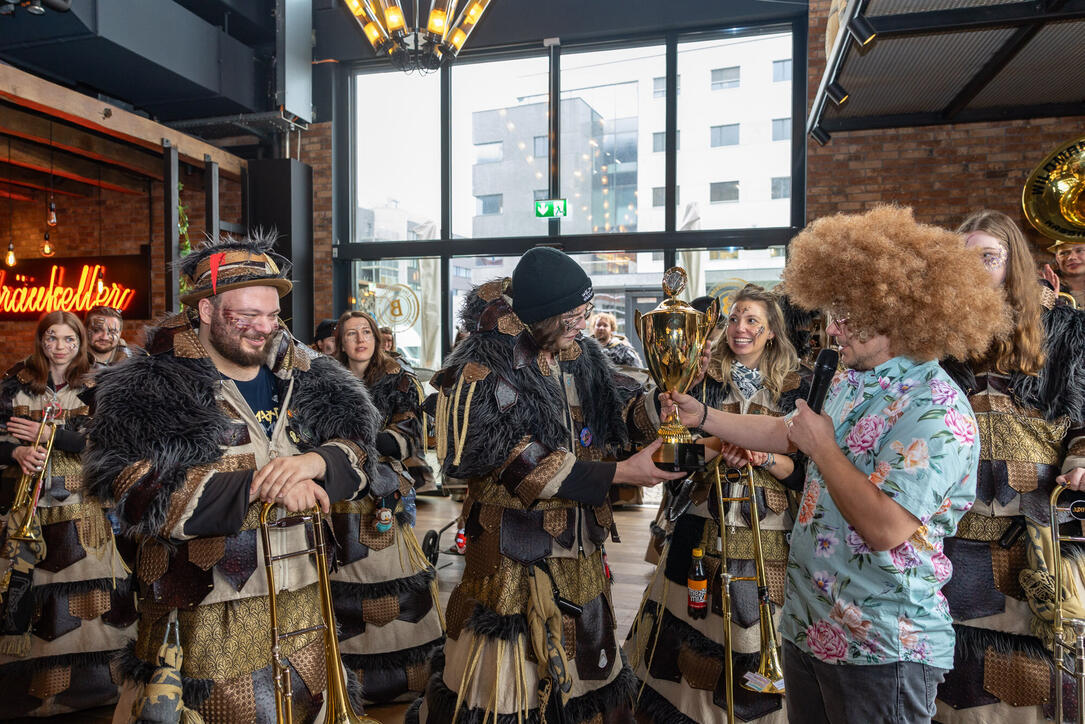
[535,199,567,218]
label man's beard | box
[209,313,273,366]
[89,339,117,355]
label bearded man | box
[85,305,142,367]
[85,235,383,723]
[410,246,683,724]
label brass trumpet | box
[1048,484,1085,724]
[259,502,380,724]
[711,460,786,724]
[9,403,62,542]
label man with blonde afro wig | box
[661,205,1009,724]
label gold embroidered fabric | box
[975,413,1066,465]
[331,496,375,516]
[113,460,152,501]
[189,536,227,571]
[477,280,505,302]
[37,501,101,526]
[74,507,112,552]
[955,512,1012,542]
[50,452,83,492]
[454,556,530,617]
[678,646,722,691]
[137,585,323,682]
[543,509,569,539]
[498,314,525,336]
[548,551,607,608]
[28,664,70,699]
[198,669,256,723]
[519,452,566,501]
[69,587,111,620]
[702,522,789,561]
[983,648,1049,707]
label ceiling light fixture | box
[40,230,54,257]
[26,0,45,16]
[848,15,877,47]
[342,0,495,73]
[810,126,831,146]
[826,81,849,105]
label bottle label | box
[688,579,708,606]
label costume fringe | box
[632,678,699,724]
[32,575,132,604]
[329,567,436,603]
[342,636,445,671]
[462,602,529,642]
[0,647,116,677]
[953,623,1054,673]
[0,632,30,657]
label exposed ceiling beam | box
[2,136,144,195]
[0,185,33,202]
[820,101,1085,133]
[0,103,161,179]
[0,64,245,180]
[868,0,1085,37]
[0,164,91,197]
[940,23,1043,120]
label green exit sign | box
[535,199,567,218]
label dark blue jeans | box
[783,640,947,724]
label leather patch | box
[38,519,87,572]
[289,637,327,699]
[188,536,226,571]
[942,537,1005,620]
[462,362,491,384]
[724,558,761,629]
[34,588,81,641]
[69,587,111,620]
[479,503,503,534]
[498,313,525,336]
[574,592,617,681]
[544,508,570,542]
[764,483,789,515]
[363,593,401,626]
[334,596,366,641]
[478,302,503,332]
[938,635,998,708]
[499,508,552,566]
[53,656,114,712]
[464,528,500,577]
[101,583,138,629]
[359,514,395,551]
[583,507,607,547]
[139,540,169,585]
[513,334,538,370]
[678,646,722,691]
[990,539,1027,600]
[359,665,410,705]
[217,422,251,448]
[148,546,216,609]
[713,650,784,720]
[495,376,519,412]
[499,441,551,496]
[645,612,683,683]
[28,664,71,699]
[331,511,368,565]
[219,528,259,592]
[477,280,506,302]
[593,504,613,532]
[397,584,435,624]
[983,648,1049,707]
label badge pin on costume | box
[579,426,592,447]
[375,505,394,533]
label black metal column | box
[664,32,678,270]
[204,154,220,241]
[163,139,180,313]
[547,39,560,238]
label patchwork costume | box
[627,360,805,723]
[0,364,137,718]
[937,303,1085,724]
[411,277,657,724]
[330,356,444,704]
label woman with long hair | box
[626,284,806,723]
[936,210,1085,723]
[329,310,444,706]
[0,311,136,718]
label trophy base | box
[653,441,704,472]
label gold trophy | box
[635,267,719,472]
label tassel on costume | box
[133,614,204,724]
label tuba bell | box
[1023,137,1085,308]
[260,502,381,724]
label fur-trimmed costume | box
[600,337,642,369]
[0,364,137,719]
[331,357,443,704]
[937,302,1085,723]
[84,310,380,723]
[626,363,805,723]
[410,279,657,724]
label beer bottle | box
[688,547,708,619]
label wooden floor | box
[26,492,661,724]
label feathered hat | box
[179,232,292,306]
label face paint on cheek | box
[222,311,255,332]
[752,325,765,339]
[983,246,1008,271]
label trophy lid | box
[662,267,687,299]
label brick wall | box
[806,0,1085,246]
[0,168,241,370]
[298,121,335,323]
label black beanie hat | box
[511,247,593,325]
[313,319,337,343]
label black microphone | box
[806,348,839,415]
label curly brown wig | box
[781,205,1010,362]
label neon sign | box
[0,251,151,320]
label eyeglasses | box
[824,310,850,332]
[561,302,594,331]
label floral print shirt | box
[778,356,979,670]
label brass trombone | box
[711,459,786,724]
[1048,484,1085,724]
[259,502,380,724]
[9,403,62,542]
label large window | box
[354,71,440,242]
[710,181,739,203]
[451,54,550,239]
[561,44,665,234]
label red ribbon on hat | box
[208,252,226,295]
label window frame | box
[710,65,740,90]
[710,123,740,147]
[338,21,808,358]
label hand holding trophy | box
[635,267,719,471]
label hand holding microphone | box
[786,349,839,461]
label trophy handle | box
[705,297,720,330]
[633,309,643,342]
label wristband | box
[758,452,776,469]
[697,402,709,430]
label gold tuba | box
[710,460,786,724]
[1048,485,1085,724]
[1023,137,1085,307]
[259,502,381,724]
[8,403,62,542]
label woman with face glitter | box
[935,210,1085,724]
[0,310,136,718]
[625,284,806,724]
